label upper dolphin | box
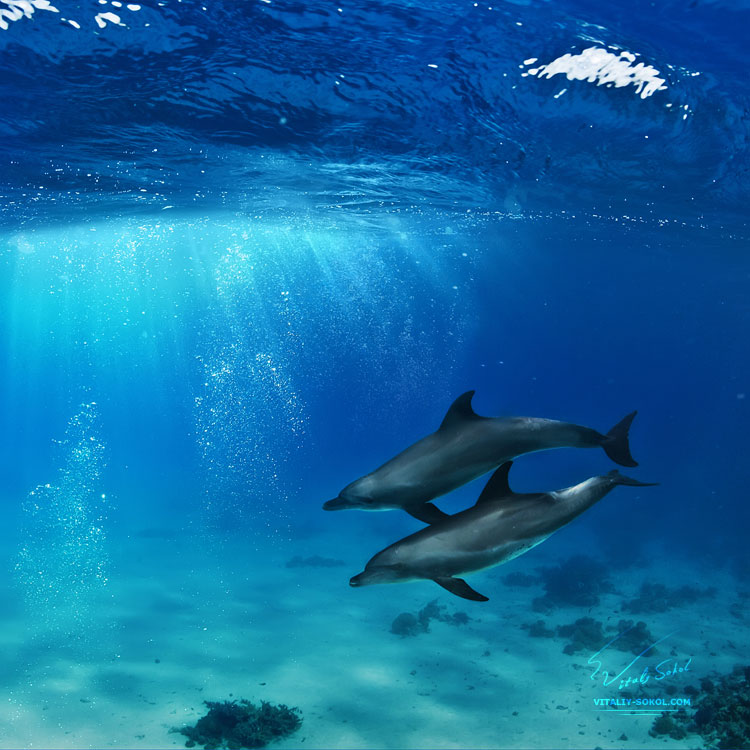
[324,391,639,524]
[349,462,656,601]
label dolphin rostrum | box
[324,391,640,524]
[349,462,656,601]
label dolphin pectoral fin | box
[602,411,638,467]
[439,390,485,430]
[476,461,515,504]
[433,577,489,602]
[407,503,451,525]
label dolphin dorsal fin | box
[439,391,483,431]
[476,462,515,504]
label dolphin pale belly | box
[324,390,640,523]
[348,462,657,601]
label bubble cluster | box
[15,403,109,638]
[194,245,307,537]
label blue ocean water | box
[0,1,748,749]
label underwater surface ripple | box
[0,0,748,227]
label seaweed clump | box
[691,667,750,749]
[555,618,656,656]
[649,711,689,740]
[606,619,657,656]
[521,619,555,638]
[390,612,423,637]
[532,555,614,612]
[502,571,540,588]
[653,665,750,749]
[624,582,716,614]
[390,599,471,637]
[178,699,302,749]
[556,617,606,654]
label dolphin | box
[349,462,656,602]
[324,391,640,524]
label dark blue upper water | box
[1,0,748,226]
[0,0,748,634]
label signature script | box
[588,626,692,690]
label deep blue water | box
[0,1,748,748]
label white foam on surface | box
[523,46,668,99]
[94,10,123,27]
[0,0,58,31]
[1,0,142,30]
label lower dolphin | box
[324,391,640,524]
[349,462,656,601]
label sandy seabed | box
[0,518,744,750]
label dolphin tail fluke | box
[433,577,489,602]
[606,470,658,487]
[602,411,638,467]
